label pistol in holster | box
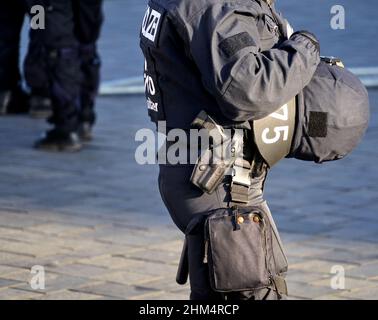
[190,111,244,194]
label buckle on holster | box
[230,158,251,204]
[232,158,252,187]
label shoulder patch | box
[141,4,165,45]
[308,111,328,137]
[219,32,256,58]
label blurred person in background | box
[26,0,104,151]
[0,0,104,152]
[0,1,29,115]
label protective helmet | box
[253,59,370,167]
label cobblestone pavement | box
[0,0,377,300]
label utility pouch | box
[204,202,288,294]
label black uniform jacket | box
[140,0,319,129]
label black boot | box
[34,129,83,152]
[29,95,53,119]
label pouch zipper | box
[262,216,274,286]
[262,213,283,298]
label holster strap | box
[230,158,251,204]
[176,239,189,285]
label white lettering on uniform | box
[141,6,162,42]
[147,98,158,112]
[144,60,159,112]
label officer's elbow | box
[218,99,279,123]
[218,91,284,122]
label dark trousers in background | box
[0,1,26,92]
[24,0,103,132]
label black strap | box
[230,131,251,204]
[176,239,189,285]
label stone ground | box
[0,0,377,300]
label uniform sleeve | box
[186,4,320,121]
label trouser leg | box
[25,0,81,133]
[24,41,50,98]
[158,165,224,300]
[77,43,101,125]
[0,0,25,91]
[24,0,52,118]
[73,0,104,125]
[24,0,50,100]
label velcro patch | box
[219,32,256,58]
[308,111,328,137]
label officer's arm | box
[187,5,320,121]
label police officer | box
[0,1,29,115]
[26,0,104,151]
[140,0,320,300]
